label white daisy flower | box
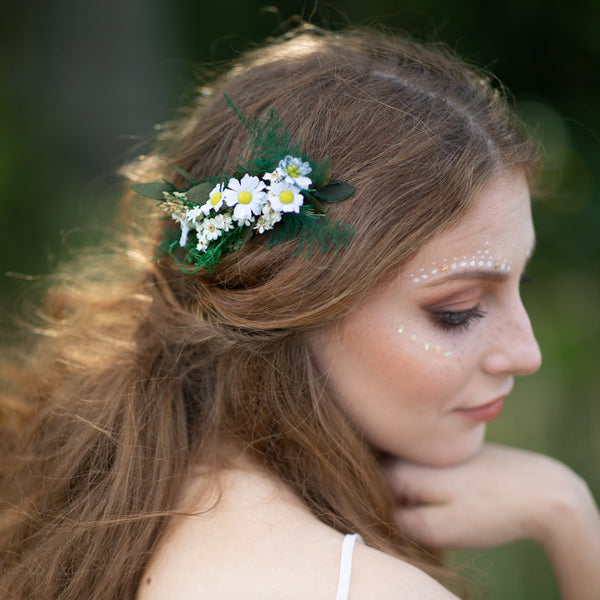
[200,182,226,215]
[268,181,305,213]
[200,217,223,242]
[275,156,312,190]
[223,174,267,221]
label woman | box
[1,26,598,599]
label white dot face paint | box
[311,172,541,467]
[409,245,513,285]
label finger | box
[393,505,449,548]
[394,504,485,550]
[383,461,453,504]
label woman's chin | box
[394,425,487,467]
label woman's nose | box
[482,298,542,376]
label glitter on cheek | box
[397,325,452,358]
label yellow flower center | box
[238,191,252,204]
[210,192,222,206]
[207,224,216,233]
[280,190,294,204]
[285,165,300,178]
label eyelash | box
[431,305,487,332]
[430,271,533,332]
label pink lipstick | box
[455,397,505,422]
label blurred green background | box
[1,1,598,597]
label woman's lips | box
[455,396,505,422]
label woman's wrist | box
[527,465,600,599]
[529,465,598,547]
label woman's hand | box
[383,443,600,599]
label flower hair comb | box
[133,95,355,272]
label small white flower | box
[261,202,275,216]
[172,214,192,247]
[196,232,209,252]
[268,181,304,213]
[186,206,204,223]
[200,217,223,242]
[253,202,283,233]
[200,182,226,215]
[275,156,312,190]
[232,214,256,226]
[253,217,273,234]
[223,174,267,221]
[263,170,283,184]
[214,213,234,232]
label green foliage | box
[224,94,300,176]
[265,205,354,254]
[158,224,246,273]
[138,99,355,273]
[132,181,176,200]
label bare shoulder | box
[137,465,343,600]
[350,543,460,600]
[137,464,459,600]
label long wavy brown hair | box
[0,26,538,599]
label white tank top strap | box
[335,533,364,600]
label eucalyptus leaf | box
[312,181,355,203]
[303,192,325,214]
[313,155,332,186]
[132,181,176,200]
[186,182,214,204]
[167,162,200,185]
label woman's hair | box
[0,26,538,599]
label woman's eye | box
[431,305,486,332]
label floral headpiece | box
[133,96,355,272]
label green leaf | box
[132,181,176,200]
[186,182,214,205]
[312,155,332,187]
[302,191,325,214]
[167,162,200,185]
[312,181,355,203]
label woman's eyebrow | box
[419,238,537,288]
[421,269,510,287]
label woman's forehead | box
[403,171,533,280]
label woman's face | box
[312,170,541,466]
